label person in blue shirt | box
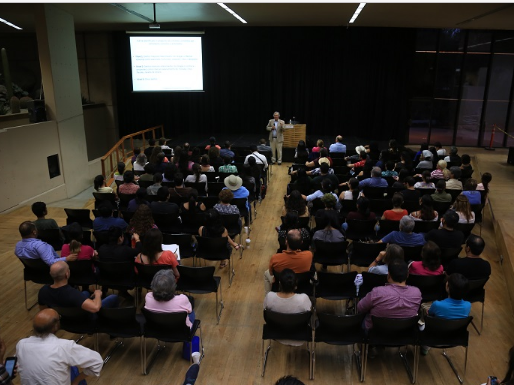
[358,167,389,188]
[462,179,481,205]
[378,215,426,247]
[328,135,346,154]
[219,141,235,161]
[223,175,250,214]
[93,202,128,232]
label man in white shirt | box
[329,135,347,153]
[16,308,103,385]
[244,145,268,171]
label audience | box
[93,202,127,232]
[444,146,462,166]
[378,215,426,247]
[346,196,376,221]
[97,226,140,262]
[31,201,62,234]
[61,222,96,261]
[410,194,438,222]
[118,171,139,195]
[133,153,148,172]
[147,172,163,195]
[460,154,473,179]
[462,178,481,205]
[135,228,180,279]
[219,155,237,173]
[408,241,444,276]
[431,159,450,180]
[368,243,404,275]
[381,193,408,221]
[416,150,434,169]
[94,174,114,194]
[401,176,421,202]
[283,190,309,218]
[446,166,463,190]
[414,170,435,189]
[150,186,180,216]
[359,167,388,188]
[446,234,491,280]
[431,180,453,203]
[127,187,149,212]
[114,161,125,181]
[451,195,475,223]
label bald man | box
[329,135,347,153]
[16,308,103,385]
[38,261,118,313]
[15,221,77,266]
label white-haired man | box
[266,111,284,165]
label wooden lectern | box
[283,124,306,148]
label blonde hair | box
[316,139,324,148]
[453,195,473,222]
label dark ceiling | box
[0,3,514,33]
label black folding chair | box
[54,306,98,349]
[463,277,489,335]
[18,257,52,310]
[312,240,349,271]
[196,236,234,286]
[64,208,93,230]
[37,228,63,251]
[349,242,387,269]
[406,274,446,303]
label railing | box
[101,124,165,185]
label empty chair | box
[362,187,387,200]
[94,260,137,303]
[141,309,203,374]
[135,263,172,290]
[53,306,98,349]
[196,236,234,286]
[37,228,63,251]
[207,182,224,197]
[18,257,52,310]
[314,312,367,381]
[64,208,93,230]
[413,220,440,234]
[67,260,97,289]
[312,240,349,270]
[261,310,314,379]
[419,316,473,383]
[315,271,357,303]
[402,245,424,262]
[345,219,376,241]
[463,277,489,335]
[92,192,117,210]
[453,223,475,240]
[349,242,387,269]
[176,265,224,324]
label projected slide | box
[130,36,203,92]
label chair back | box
[402,245,423,262]
[196,236,231,261]
[185,182,207,194]
[207,183,224,197]
[53,306,96,334]
[37,229,63,251]
[440,247,462,269]
[340,199,357,214]
[95,260,136,289]
[402,200,420,214]
[406,274,446,302]
[413,220,440,234]
[358,272,387,298]
[313,240,349,266]
[198,196,219,210]
[118,193,136,209]
[345,219,376,240]
[18,257,52,284]
[141,308,192,341]
[221,214,242,237]
[67,260,96,287]
[97,306,142,337]
[176,265,218,293]
[263,309,312,332]
[315,271,357,300]
[162,233,196,259]
[64,208,93,229]
[92,192,117,209]
[369,199,393,218]
[464,277,489,302]
[315,312,366,344]
[152,213,182,233]
[377,219,400,238]
[416,188,436,197]
[421,316,473,347]
[349,242,387,267]
[362,187,387,200]
[135,263,172,289]
[432,201,452,218]
[93,231,110,250]
[453,223,475,240]
[369,316,419,346]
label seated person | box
[150,187,180,216]
[135,228,180,279]
[144,269,195,328]
[199,155,215,172]
[38,261,118,313]
[305,148,333,169]
[97,226,141,262]
[169,173,199,201]
[346,196,376,221]
[257,138,272,153]
[451,195,475,223]
[429,273,471,318]
[208,146,224,170]
[133,153,148,172]
[346,150,368,173]
[414,170,435,189]
[425,210,465,249]
[329,135,346,153]
[410,195,439,222]
[118,171,139,195]
[408,241,444,276]
[416,150,434,169]
[461,179,481,205]
[93,202,128,232]
[381,160,398,178]
[93,174,115,194]
[282,190,309,218]
[444,146,462,166]
[223,175,250,213]
[446,234,491,280]
[185,163,208,194]
[139,163,155,183]
[114,161,125,181]
[219,140,235,160]
[446,166,463,190]
[61,222,96,261]
[290,167,312,195]
[263,269,312,346]
[339,177,360,201]
[378,215,426,247]
[311,209,344,250]
[303,179,339,210]
[31,201,63,239]
[401,176,421,202]
[127,188,149,212]
[278,212,310,250]
[205,136,221,150]
[357,259,422,331]
[218,155,238,173]
[431,180,453,203]
[382,193,408,221]
[131,147,141,164]
[358,167,388,188]
[368,243,404,275]
[214,189,240,216]
[147,172,163,196]
[460,154,473,179]
[430,160,450,180]
[310,163,340,190]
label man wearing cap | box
[266,111,285,165]
[223,175,250,213]
[329,135,347,153]
[417,150,434,169]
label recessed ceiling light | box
[218,3,247,24]
[349,3,366,24]
[0,17,22,30]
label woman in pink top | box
[61,222,97,261]
[144,269,194,328]
[408,241,444,276]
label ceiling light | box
[349,3,366,24]
[0,17,22,30]
[218,3,247,24]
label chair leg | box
[228,258,235,287]
[261,339,271,377]
[140,336,144,375]
[443,348,464,384]
[310,335,315,380]
[216,283,224,324]
[470,301,484,335]
[24,281,38,311]
[399,346,416,384]
[361,343,368,382]
[142,337,147,375]
[413,345,419,384]
[103,339,123,365]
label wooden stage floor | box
[1,147,514,384]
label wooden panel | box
[283,124,306,148]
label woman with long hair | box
[93,174,114,194]
[149,145,168,165]
[368,243,404,275]
[61,222,96,261]
[133,153,148,172]
[283,190,308,217]
[208,146,224,169]
[185,163,208,193]
[346,196,376,221]
[477,171,492,205]
[408,241,443,276]
[174,146,194,175]
[414,170,436,189]
[294,140,309,164]
[129,204,157,247]
[339,177,360,201]
[410,194,439,221]
[451,194,475,223]
[198,209,242,268]
[135,228,179,278]
[382,193,408,221]
[200,155,214,172]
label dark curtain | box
[113,27,416,141]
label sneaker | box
[278,161,282,165]
[192,351,201,364]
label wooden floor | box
[1,149,514,385]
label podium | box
[283,124,306,148]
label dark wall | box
[113,27,416,141]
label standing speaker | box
[27,99,47,123]
[508,147,514,165]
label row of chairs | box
[55,305,202,375]
[262,309,473,383]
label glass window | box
[455,100,483,146]
[408,100,432,144]
[494,31,514,54]
[416,29,438,52]
[460,54,489,101]
[412,53,436,97]
[488,55,514,101]
[480,101,509,146]
[439,29,465,52]
[434,54,463,99]
[430,99,458,145]
[467,31,492,53]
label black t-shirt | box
[150,201,179,215]
[425,228,465,249]
[38,285,86,308]
[446,257,491,280]
[98,243,140,263]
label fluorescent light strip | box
[349,3,366,24]
[0,17,22,30]
[218,3,247,24]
